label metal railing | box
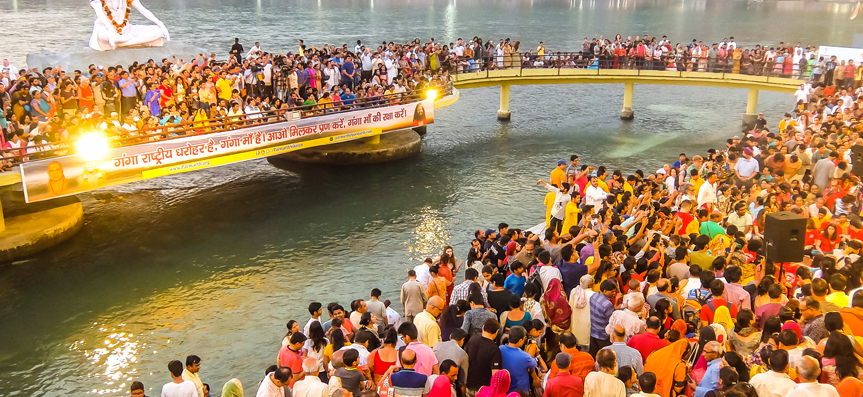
[0,81,453,167]
[451,52,814,80]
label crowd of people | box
[0,33,859,171]
[124,38,863,397]
[0,38,456,169]
[7,34,863,397]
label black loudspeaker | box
[764,211,807,263]
[852,145,863,177]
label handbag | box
[377,374,394,397]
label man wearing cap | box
[755,113,767,130]
[551,159,567,188]
[293,358,328,397]
[734,147,760,189]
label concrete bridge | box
[452,68,802,124]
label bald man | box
[415,295,445,347]
[601,325,644,375]
[293,357,328,397]
[786,356,839,397]
[389,349,428,396]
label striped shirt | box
[590,293,615,340]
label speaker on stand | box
[763,211,807,263]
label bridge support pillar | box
[743,88,759,129]
[497,84,511,121]
[620,82,634,120]
[365,134,381,145]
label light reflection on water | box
[73,325,141,395]
[405,206,451,262]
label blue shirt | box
[390,368,427,396]
[559,261,588,296]
[341,93,355,106]
[694,358,721,397]
[118,78,137,98]
[504,274,526,296]
[342,61,355,77]
[499,345,536,393]
[734,157,760,179]
[589,292,615,340]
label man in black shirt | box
[465,318,502,395]
[230,38,244,64]
[487,273,516,315]
[755,113,767,130]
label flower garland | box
[101,0,133,34]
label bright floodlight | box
[76,133,109,162]
[426,89,438,100]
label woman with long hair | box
[439,300,469,342]
[323,328,348,372]
[499,295,532,343]
[815,224,841,256]
[822,331,862,386]
[705,367,740,397]
[730,309,761,356]
[650,299,672,333]
[691,326,717,386]
[307,321,328,381]
[359,312,380,350]
[367,327,398,384]
[282,320,299,346]
[723,351,751,383]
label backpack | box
[526,265,545,294]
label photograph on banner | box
[21,100,434,203]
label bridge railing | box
[0,81,453,168]
[452,52,811,80]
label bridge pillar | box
[365,134,381,145]
[743,88,759,129]
[497,84,511,121]
[620,82,634,120]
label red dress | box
[439,264,454,305]
[372,349,396,376]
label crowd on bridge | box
[0,38,457,170]
[121,37,863,397]
[0,33,860,172]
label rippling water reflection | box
[0,0,828,395]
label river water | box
[0,0,859,395]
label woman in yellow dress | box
[732,47,743,74]
[503,40,513,69]
[561,194,582,236]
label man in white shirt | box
[538,179,571,235]
[413,258,433,289]
[786,356,840,397]
[749,349,796,397]
[585,350,626,397]
[697,172,718,211]
[304,302,322,350]
[794,84,809,104]
[632,372,660,397]
[256,367,291,397]
[1,59,18,81]
[293,358,329,397]
[181,356,204,397]
[384,54,397,84]
[584,176,611,207]
[162,360,198,397]
[726,202,753,235]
